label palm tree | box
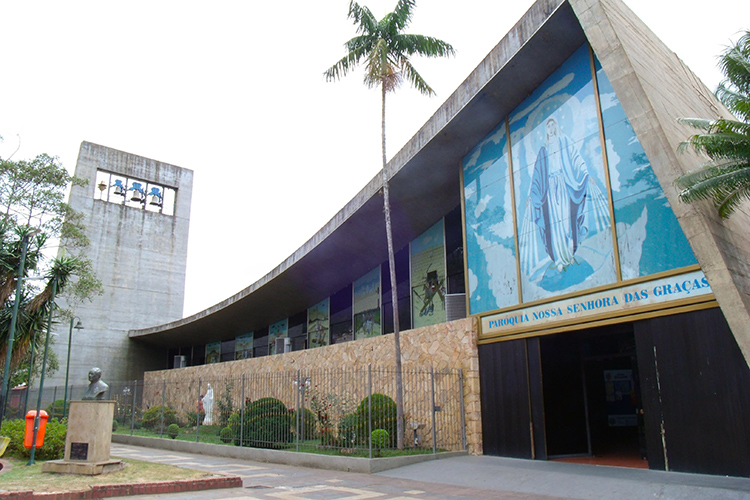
[325,0,453,449]
[676,31,750,218]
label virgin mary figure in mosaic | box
[524,117,609,274]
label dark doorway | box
[540,325,647,467]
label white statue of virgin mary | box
[203,383,214,425]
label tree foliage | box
[0,150,102,386]
[325,0,452,450]
[324,0,454,95]
[677,31,750,218]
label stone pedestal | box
[43,401,124,475]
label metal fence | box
[14,366,466,457]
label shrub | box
[112,419,118,432]
[216,382,235,427]
[167,423,180,439]
[142,404,178,430]
[320,428,337,447]
[219,426,233,443]
[115,404,142,427]
[292,407,317,440]
[372,429,389,456]
[234,397,292,448]
[338,393,397,447]
[0,417,66,461]
[186,410,205,427]
[45,399,66,419]
[337,412,361,446]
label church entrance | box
[539,324,647,468]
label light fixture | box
[62,318,84,419]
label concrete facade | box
[47,142,192,387]
[572,0,750,366]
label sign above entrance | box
[481,270,713,338]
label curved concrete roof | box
[130,0,585,348]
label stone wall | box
[144,317,482,454]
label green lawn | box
[113,424,440,457]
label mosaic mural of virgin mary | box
[530,117,594,271]
[520,116,610,280]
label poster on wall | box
[604,369,637,426]
[510,44,616,303]
[462,123,519,315]
[235,332,254,359]
[411,221,447,328]
[308,298,330,348]
[353,266,381,340]
[205,341,221,364]
[268,319,288,355]
[595,61,697,279]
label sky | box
[1,0,747,318]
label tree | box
[676,31,750,218]
[0,152,102,413]
[325,0,453,449]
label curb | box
[0,475,242,499]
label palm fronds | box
[324,0,454,93]
[676,30,750,218]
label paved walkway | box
[110,444,750,500]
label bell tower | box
[47,142,192,388]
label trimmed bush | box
[234,397,292,448]
[372,429,389,456]
[167,423,180,439]
[220,426,233,443]
[112,419,118,432]
[338,393,397,447]
[372,428,389,449]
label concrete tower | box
[47,142,192,388]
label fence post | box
[130,380,137,436]
[295,369,300,452]
[368,364,372,459]
[240,374,245,447]
[458,369,466,451]
[431,366,437,455]
[160,378,166,438]
[196,378,202,443]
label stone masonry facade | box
[144,317,483,455]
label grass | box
[0,457,214,493]
[113,424,226,444]
[113,425,441,458]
